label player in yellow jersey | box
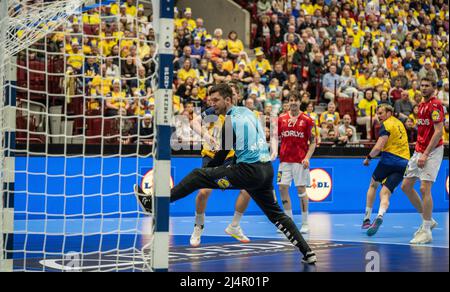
[362,105,411,236]
[189,84,251,247]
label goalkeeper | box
[134,83,317,264]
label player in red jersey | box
[402,77,444,244]
[271,92,316,234]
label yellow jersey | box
[358,99,378,117]
[109,91,127,109]
[319,111,340,125]
[250,59,272,75]
[201,114,235,160]
[379,116,411,161]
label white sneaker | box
[301,251,317,264]
[410,229,433,244]
[225,224,250,243]
[190,225,204,247]
[414,219,438,237]
[300,223,310,234]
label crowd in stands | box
[17,0,450,147]
[172,0,449,146]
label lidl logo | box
[140,168,174,196]
[307,168,333,202]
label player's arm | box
[192,108,218,149]
[270,116,280,161]
[419,121,444,168]
[364,124,389,166]
[302,124,317,169]
[207,117,235,167]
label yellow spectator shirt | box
[250,59,272,75]
[227,39,244,55]
[358,98,378,117]
[177,69,198,83]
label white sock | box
[364,207,372,221]
[378,208,387,218]
[285,209,294,220]
[302,212,309,224]
[231,211,243,227]
[195,213,205,227]
[423,220,432,231]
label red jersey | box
[278,112,314,163]
[415,97,444,153]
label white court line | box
[393,226,404,229]
[170,232,449,249]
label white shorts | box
[404,146,444,183]
[277,162,311,187]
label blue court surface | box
[10,212,449,272]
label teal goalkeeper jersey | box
[226,106,271,164]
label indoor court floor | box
[9,212,449,272]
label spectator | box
[395,91,414,123]
[177,46,199,71]
[300,92,311,112]
[280,33,298,72]
[418,59,438,81]
[320,101,340,126]
[196,58,214,84]
[402,48,421,72]
[338,114,359,144]
[254,15,271,49]
[269,62,288,85]
[106,79,129,117]
[404,117,418,143]
[177,59,198,84]
[322,64,342,101]
[250,47,273,84]
[257,0,272,17]
[408,104,420,126]
[248,73,267,101]
[379,90,393,106]
[212,58,232,84]
[227,31,244,60]
[357,89,378,140]
[308,52,325,101]
[190,36,205,61]
[292,41,311,83]
[438,79,449,108]
[192,18,208,41]
[265,86,282,114]
[134,112,154,144]
[220,50,234,73]
[212,28,227,51]
[389,78,404,102]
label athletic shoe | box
[301,251,317,264]
[362,219,371,230]
[225,224,250,243]
[414,218,438,237]
[134,184,152,214]
[410,229,432,244]
[300,223,310,234]
[367,217,383,237]
[190,225,204,247]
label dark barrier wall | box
[14,156,449,219]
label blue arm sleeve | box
[378,124,390,137]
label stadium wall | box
[14,157,449,219]
[175,0,251,48]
